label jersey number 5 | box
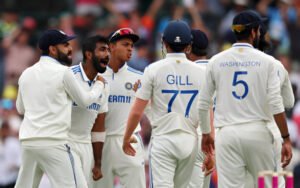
[232,71,248,100]
[161,90,198,117]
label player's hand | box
[92,166,103,180]
[96,75,105,86]
[133,80,141,92]
[202,155,215,176]
[123,138,136,156]
[201,133,215,156]
[281,138,292,168]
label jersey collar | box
[232,43,254,48]
[195,59,209,64]
[40,55,64,65]
[166,53,187,59]
[78,62,91,82]
[107,62,127,73]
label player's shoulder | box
[143,59,164,72]
[209,48,232,62]
[126,65,143,76]
[70,64,82,76]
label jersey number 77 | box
[161,90,198,117]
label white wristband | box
[91,132,106,143]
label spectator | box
[127,39,150,72]
[2,27,37,85]
[0,121,21,188]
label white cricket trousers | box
[69,141,94,188]
[149,130,198,188]
[15,144,77,188]
[188,134,211,188]
[216,122,284,188]
[93,133,146,188]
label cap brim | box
[110,34,140,43]
[61,35,77,43]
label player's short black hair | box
[168,43,188,52]
[191,46,207,57]
[82,35,108,61]
[42,49,50,55]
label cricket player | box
[93,28,146,188]
[68,35,110,187]
[198,10,292,188]
[254,21,294,188]
[186,29,214,188]
[123,20,206,188]
[15,30,106,188]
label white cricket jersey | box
[136,53,206,136]
[266,58,295,139]
[198,43,284,129]
[273,58,294,108]
[68,63,109,144]
[195,59,209,136]
[101,63,142,136]
[16,56,104,146]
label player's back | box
[205,43,282,127]
[18,56,71,143]
[139,53,205,136]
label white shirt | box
[68,63,109,143]
[198,43,284,131]
[102,63,142,135]
[137,53,206,136]
[266,58,295,139]
[195,59,209,136]
[0,137,21,185]
[273,59,294,109]
[16,56,104,146]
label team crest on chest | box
[125,82,133,90]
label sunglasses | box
[111,28,134,39]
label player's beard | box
[92,54,109,73]
[258,38,272,52]
[56,47,72,66]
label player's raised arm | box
[63,68,105,107]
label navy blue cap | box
[163,20,192,45]
[191,29,208,50]
[39,30,76,50]
[232,10,268,33]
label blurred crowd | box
[1,0,300,187]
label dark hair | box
[191,46,207,56]
[168,43,187,52]
[82,35,108,61]
[42,49,50,55]
[234,26,259,41]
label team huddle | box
[14,9,293,188]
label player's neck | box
[108,56,125,73]
[82,61,98,81]
[188,53,206,61]
[236,39,252,45]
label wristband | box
[281,134,290,139]
[91,132,106,142]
